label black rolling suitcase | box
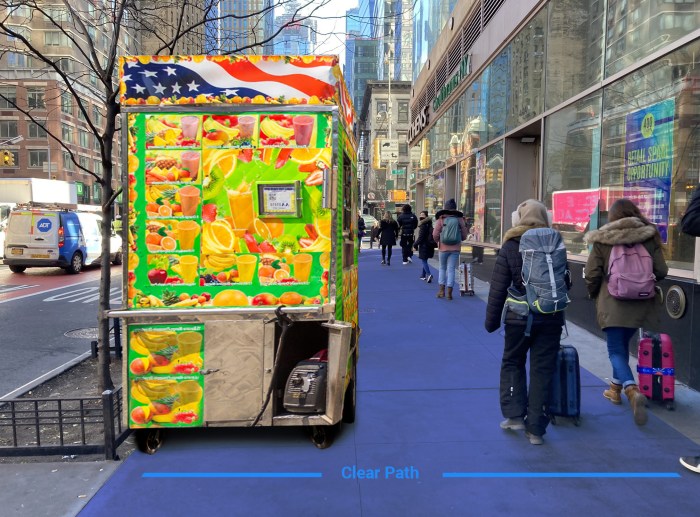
[548,344,581,425]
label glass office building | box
[409,0,700,388]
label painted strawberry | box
[201,203,217,223]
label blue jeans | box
[438,251,460,288]
[604,327,637,387]
[420,258,431,277]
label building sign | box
[432,55,472,112]
[624,99,674,243]
[408,106,429,143]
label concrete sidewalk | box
[2,246,700,516]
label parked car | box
[2,207,122,274]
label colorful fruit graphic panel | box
[128,324,205,428]
[127,111,333,309]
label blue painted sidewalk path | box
[78,248,700,516]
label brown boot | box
[436,285,445,298]
[446,287,453,300]
[624,384,648,425]
[603,382,622,405]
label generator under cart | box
[110,55,360,452]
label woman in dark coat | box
[413,210,435,282]
[484,199,564,445]
[378,210,399,265]
[584,198,668,426]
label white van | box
[3,207,122,274]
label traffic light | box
[2,150,14,166]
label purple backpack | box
[607,243,656,300]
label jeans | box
[420,258,431,277]
[604,327,638,387]
[438,251,460,287]
[500,323,562,436]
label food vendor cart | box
[111,55,359,451]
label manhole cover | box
[64,327,99,339]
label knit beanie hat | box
[511,199,549,228]
[445,198,457,210]
[435,198,463,219]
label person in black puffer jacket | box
[413,210,435,282]
[396,204,418,264]
[484,199,564,446]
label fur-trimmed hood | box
[584,217,657,245]
[418,216,433,227]
[503,223,547,243]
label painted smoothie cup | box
[236,254,258,283]
[178,255,199,284]
[176,331,203,356]
[177,220,200,250]
[180,151,200,180]
[292,115,314,146]
[227,189,255,230]
[237,115,256,139]
[180,116,200,139]
[292,253,313,282]
[178,185,200,217]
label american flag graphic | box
[119,55,340,104]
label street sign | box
[379,139,399,162]
[391,169,402,175]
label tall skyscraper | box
[215,0,268,54]
[272,1,317,55]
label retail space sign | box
[432,55,472,112]
[624,99,674,243]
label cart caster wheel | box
[310,423,339,449]
[468,291,475,296]
[135,429,164,454]
[665,401,675,411]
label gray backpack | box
[520,227,570,315]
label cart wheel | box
[310,424,338,449]
[135,429,164,454]
[665,400,675,411]
[468,291,475,296]
[342,361,357,424]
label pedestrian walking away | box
[433,199,467,300]
[679,185,700,472]
[357,211,366,253]
[584,198,668,427]
[397,204,418,264]
[370,220,380,249]
[378,211,399,266]
[413,210,436,282]
[484,199,566,445]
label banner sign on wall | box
[472,152,486,243]
[624,99,674,243]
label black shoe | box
[387,261,390,266]
[426,274,433,283]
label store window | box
[546,0,604,109]
[543,92,603,255]
[483,142,503,244]
[487,53,508,142]
[605,0,700,77]
[507,9,546,130]
[601,39,700,270]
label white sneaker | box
[402,261,408,265]
[407,257,412,263]
[680,456,700,473]
[426,274,433,283]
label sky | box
[285,0,359,65]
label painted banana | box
[260,117,295,139]
[299,236,331,252]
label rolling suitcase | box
[637,331,675,410]
[457,261,475,296]
[548,344,581,425]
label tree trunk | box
[98,178,115,393]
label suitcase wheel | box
[468,291,475,296]
[665,400,675,411]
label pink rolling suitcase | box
[637,331,675,410]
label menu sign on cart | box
[125,111,333,310]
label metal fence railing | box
[0,387,130,460]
